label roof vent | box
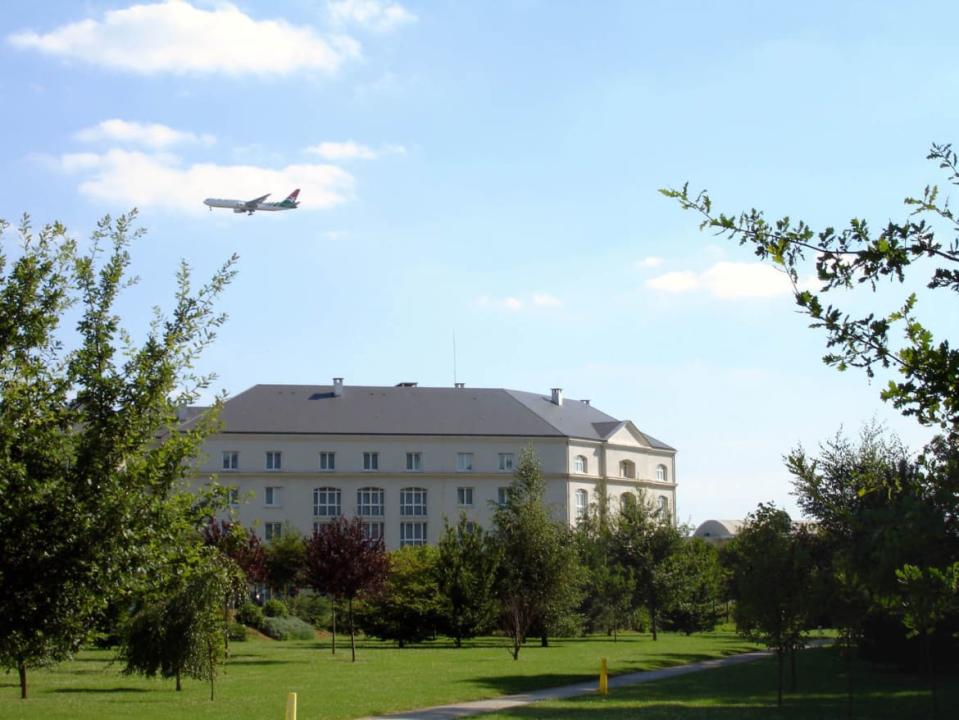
[551,388,563,406]
[454,382,465,389]
[333,377,344,397]
[396,382,418,388]
[581,399,590,406]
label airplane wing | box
[244,193,270,209]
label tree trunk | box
[650,604,658,641]
[176,668,182,692]
[17,659,27,700]
[845,634,855,720]
[540,632,548,648]
[209,639,216,701]
[455,633,462,649]
[789,644,797,692]
[511,633,521,660]
[349,597,357,663]
[776,648,783,707]
[331,602,337,655]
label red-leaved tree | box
[202,520,268,586]
[302,517,389,662]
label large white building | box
[190,380,677,549]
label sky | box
[1,0,956,527]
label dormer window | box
[656,464,668,483]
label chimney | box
[333,377,344,397]
[454,382,465,389]
[551,388,563,406]
[581,399,590,406]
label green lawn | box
[482,645,959,720]
[2,631,759,719]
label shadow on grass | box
[462,673,593,695]
[226,658,292,666]
[55,687,149,694]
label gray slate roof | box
[200,384,674,450]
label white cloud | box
[646,262,795,299]
[8,1,361,75]
[503,297,523,312]
[55,149,354,213]
[75,119,214,148]
[636,256,664,269]
[305,141,406,160]
[532,293,562,308]
[328,0,416,33]
[646,271,700,294]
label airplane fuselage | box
[204,199,294,214]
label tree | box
[613,491,682,641]
[0,213,236,699]
[662,143,959,442]
[265,527,306,599]
[435,515,501,647]
[301,517,389,662]
[575,496,633,638]
[202,519,268,587]
[357,546,444,647]
[660,538,724,636]
[492,446,582,659]
[120,547,242,700]
[725,504,815,707]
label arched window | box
[574,455,588,474]
[313,487,341,518]
[357,487,384,516]
[575,489,588,520]
[658,495,670,515]
[400,487,428,516]
[620,492,636,511]
[619,460,635,479]
[656,464,668,483]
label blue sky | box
[2,0,956,526]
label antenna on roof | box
[452,330,457,387]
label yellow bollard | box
[285,691,297,720]
[599,657,608,696]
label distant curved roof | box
[693,519,743,539]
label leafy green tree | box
[662,143,959,441]
[613,491,682,641]
[435,515,501,647]
[661,538,724,635]
[0,213,235,699]
[357,546,444,647]
[302,516,389,662]
[493,446,582,659]
[265,527,306,599]
[575,494,633,638]
[726,504,815,707]
[120,546,243,700]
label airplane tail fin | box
[284,189,301,204]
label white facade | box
[192,383,677,549]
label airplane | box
[203,189,300,215]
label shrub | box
[261,616,315,641]
[263,599,289,618]
[236,601,264,628]
[227,622,248,641]
[287,591,332,627]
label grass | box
[1,631,759,719]
[481,645,959,720]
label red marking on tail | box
[285,189,300,202]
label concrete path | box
[364,648,773,720]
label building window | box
[222,451,238,470]
[457,452,474,472]
[406,452,422,471]
[266,451,282,471]
[621,492,636,511]
[457,487,474,507]
[620,460,635,479]
[319,452,335,471]
[400,521,427,547]
[265,486,280,507]
[575,489,588,520]
[313,487,341,518]
[574,455,588,474]
[227,487,239,506]
[265,522,282,541]
[363,522,385,541]
[357,487,384,516]
[657,464,668,483]
[363,452,379,471]
[498,453,514,472]
[658,496,670,515]
[400,487,427,516]
[497,486,510,507]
